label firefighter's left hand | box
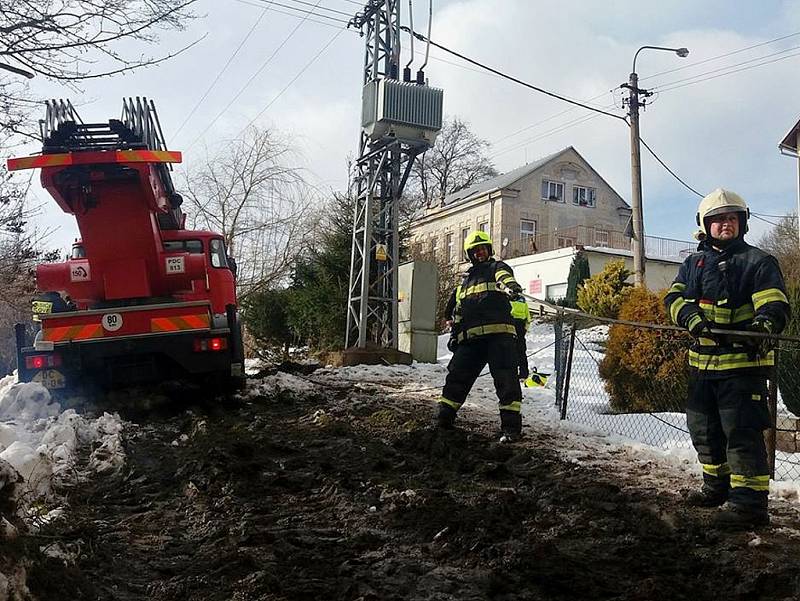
[447,336,459,353]
[748,318,776,357]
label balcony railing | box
[498,226,695,262]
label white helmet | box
[695,188,749,237]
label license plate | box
[32,369,66,390]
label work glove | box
[686,313,714,340]
[447,336,459,353]
[747,317,776,358]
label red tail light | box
[193,337,228,352]
[25,353,62,370]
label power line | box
[655,48,800,95]
[641,29,800,83]
[239,27,347,135]
[400,26,627,122]
[637,135,703,198]
[190,0,331,147]
[752,212,798,219]
[241,0,350,23]
[751,213,782,227]
[491,89,617,147]
[492,111,607,158]
[234,0,346,28]
[652,42,800,92]
[170,7,269,144]
[274,0,353,17]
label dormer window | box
[573,186,596,207]
[541,180,564,202]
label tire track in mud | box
[24,382,800,600]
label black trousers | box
[514,320,528,378]
[439,334,522,433]
[687,372,771,508]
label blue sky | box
[13,0,800,249]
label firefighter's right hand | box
[447,336,459,352]
[687,314,713,339]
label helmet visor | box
[704,205,746,219]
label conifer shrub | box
[598,286,690,413]
[777,279,800,416]
[576,259,632,319]
[562,253,590,309]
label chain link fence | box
[548,312,800,482]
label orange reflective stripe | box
[7,154,71,170]
[7,149,182,171]
[43,323,103,342]
[150,313,210,332]
[115,150,182,163]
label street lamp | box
[625,45,689,287]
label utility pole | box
[623,45,688,287]
[343,0,442,363]
[626,70,646,287]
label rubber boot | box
[436,404,457,430]
[686,473,729,507]
[499,409,522,443]
[714,502,770,529]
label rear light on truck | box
[25,353,62,370]
[193,337,227,352]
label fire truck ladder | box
[39,98,184,229]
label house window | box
[541,180,564,202]
[446,233,454,262]
[573,185,596,207]
[557,236,574,248]
[430,237,437,260]
[595,229,609,247]
[461,227,470,260]
[478,221,489,232]
[520,219,537,253]
[546,282,568,301]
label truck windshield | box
[163,240,203,253]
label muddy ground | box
[20,372,800,601]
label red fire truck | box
[7,99,244,392]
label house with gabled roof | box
[409,146,633,266]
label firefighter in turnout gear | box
[439,231,524,441]
[665,189,789,529]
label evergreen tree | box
[563,252,590,308]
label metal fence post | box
[554,317,563,410]
[560,325,577,421]
[767,358,779,479]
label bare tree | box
[182,126,311,299]
[404,116,498,220]
[758,213,800,281]
[0,0,198,136]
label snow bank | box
[0,378,126,521]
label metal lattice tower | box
[346,0,441,351]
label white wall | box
[506,246,682,301]
[506,247,577,300]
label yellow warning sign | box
[375,244,388,261]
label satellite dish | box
[502,237,509,248]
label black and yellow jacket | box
[446,259,523,342]
[664,238,789,376]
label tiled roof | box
[440,147,571,207]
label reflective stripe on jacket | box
[449,259,522,342]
